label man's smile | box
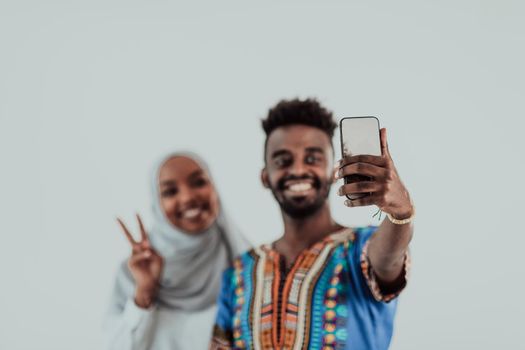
[283,179,316,197]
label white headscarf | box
[109,152,250,312]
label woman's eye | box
[192,177,208,188]
[161,188,178,197]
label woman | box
[104,153,250,350]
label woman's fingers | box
[117,218,136,246]
[129,250,153,266]
[117,214,150,251]
[136,214,149,244]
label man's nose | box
[289,161,307,177]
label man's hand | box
[336,128,414,219]
[117,214,164,308]
[336,128,414,290]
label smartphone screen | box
[339,116,381,199]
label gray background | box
[1,0,524,349]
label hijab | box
[109,152,250,311]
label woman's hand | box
[117,214,164,308]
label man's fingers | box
[380,128,391,158]
[332,165,340,182]
[136,214,149,243]
[338,181,381,196]
[338,154,387,169]
[117,218,136,246]
[344,195,381,208]
[337,162,386,179]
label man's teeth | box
[182,208,202,219]
[288,183,313,192]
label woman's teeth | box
[182,208,202,219]
[288,182,313,192]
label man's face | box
[262,124,334,219]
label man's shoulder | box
[230,246,263,267]
[221,248,264,285]
[230,243,281,269]
[229,226,378,266]
[351,225,379,237]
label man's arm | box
[367,217,413,291]
[337,128,414,291]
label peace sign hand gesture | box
[117,214,164,308]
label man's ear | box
[261,168,270,188]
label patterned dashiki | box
[210,226,410,350]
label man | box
[210,98,414,350]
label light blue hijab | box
[110,152,250,311]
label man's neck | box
[274,203,342,267]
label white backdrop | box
[1,1,524,349]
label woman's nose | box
[177,186,194,205]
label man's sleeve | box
[209,268,234,350]
[355,226,411,303]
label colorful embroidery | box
[211,226,409,350]
[360,240,411,303]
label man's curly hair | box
[262,98,337,160]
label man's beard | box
[269,174,331,219]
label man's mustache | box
[276,174,321,191]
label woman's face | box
[158,156,220,234]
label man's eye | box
[275,157,292,168]
[161,188,178,197]
[305,155,319,164]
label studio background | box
[1,1,524,349]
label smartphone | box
[339,116,382,200]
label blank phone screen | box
[340,117,381,157]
